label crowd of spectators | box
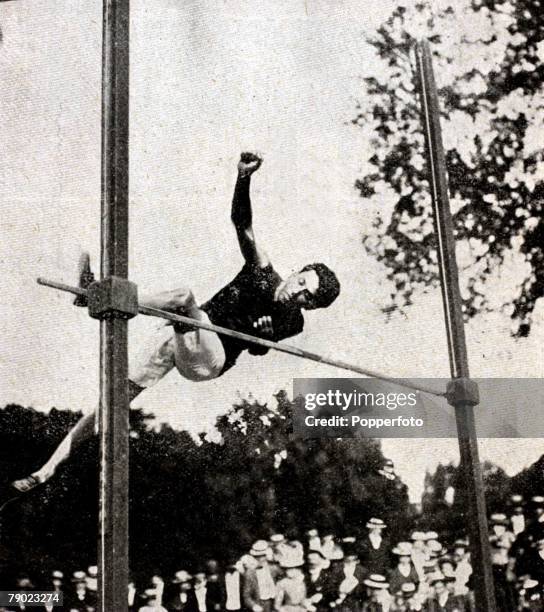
[3,490,544,612]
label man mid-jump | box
[6,152,340,500]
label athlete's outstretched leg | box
[10,381,144,495]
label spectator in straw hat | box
[274,551,307,612]
[359,519,389,576]
[489,513,516,611]
[189,568,218,612]
[391,582,419,612]
[305,549,335,612]
[361,574,391,612]
[66,570,92,612]
[242,540,280,612]
[138,588,168,612]
[334,546,368,612]
[306,528,322,554]
[409,532,427,581]
[425,573,465,612]
[321,533,337,561]
[166,570,193,612]
[451,542,472,597]
[270,534,287,564]
[388,542,419,596]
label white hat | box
[87,566,98,578]
[51,570,64,580]
[366,518,386,529]
[173,570,192,584]
[429,571,453,585]
[280,552,304,569]
[270,533,285,543]
[400,582,417,596]
[363,574,389,589]
[250,540,270,557]
[490,513,508,526]
[410,531,426,541]
[72,571,87,583]
[522,578,539,590]
[392,542,413,556]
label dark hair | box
[300,263,340,310]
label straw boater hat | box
[410,531,426,542]
[400,582,417,598]
[306,528,319,537]
[510,494,524,504]
[490,513,508,526]
[363,574,389,590]
[428,540,445,557]
[280,552,305,569]
[51,570,64,580]
[173,570,192,584]
[72,571,87,584]
[521,578,539,595]
[250,540,270,557]
[429,571,454,585]
[424,531,438,541]
[392,542,413,556]
[87,566,98,578]
[366,518,386,530]
[270,533,285,544]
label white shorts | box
[129,311,226,387]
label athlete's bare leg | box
[10,381,144,493]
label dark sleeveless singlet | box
[201,262,304,374]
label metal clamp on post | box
[87,277,138,320]
[446,378,480,407]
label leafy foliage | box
[353,0,544,335]
[419,459,513,541]
[0,397,408,584]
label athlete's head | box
[274,263,340,310]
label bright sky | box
[1,0,542,501]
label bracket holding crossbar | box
[446,378,479,407]
[88,277,138,320]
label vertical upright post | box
[414,40,496,611]
[99,1,130,611]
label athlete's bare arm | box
[231,152,270,268]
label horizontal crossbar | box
[37,277,446,398]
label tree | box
[353,0,544,336]
[0,398,410,583]
[420,460,511,541]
